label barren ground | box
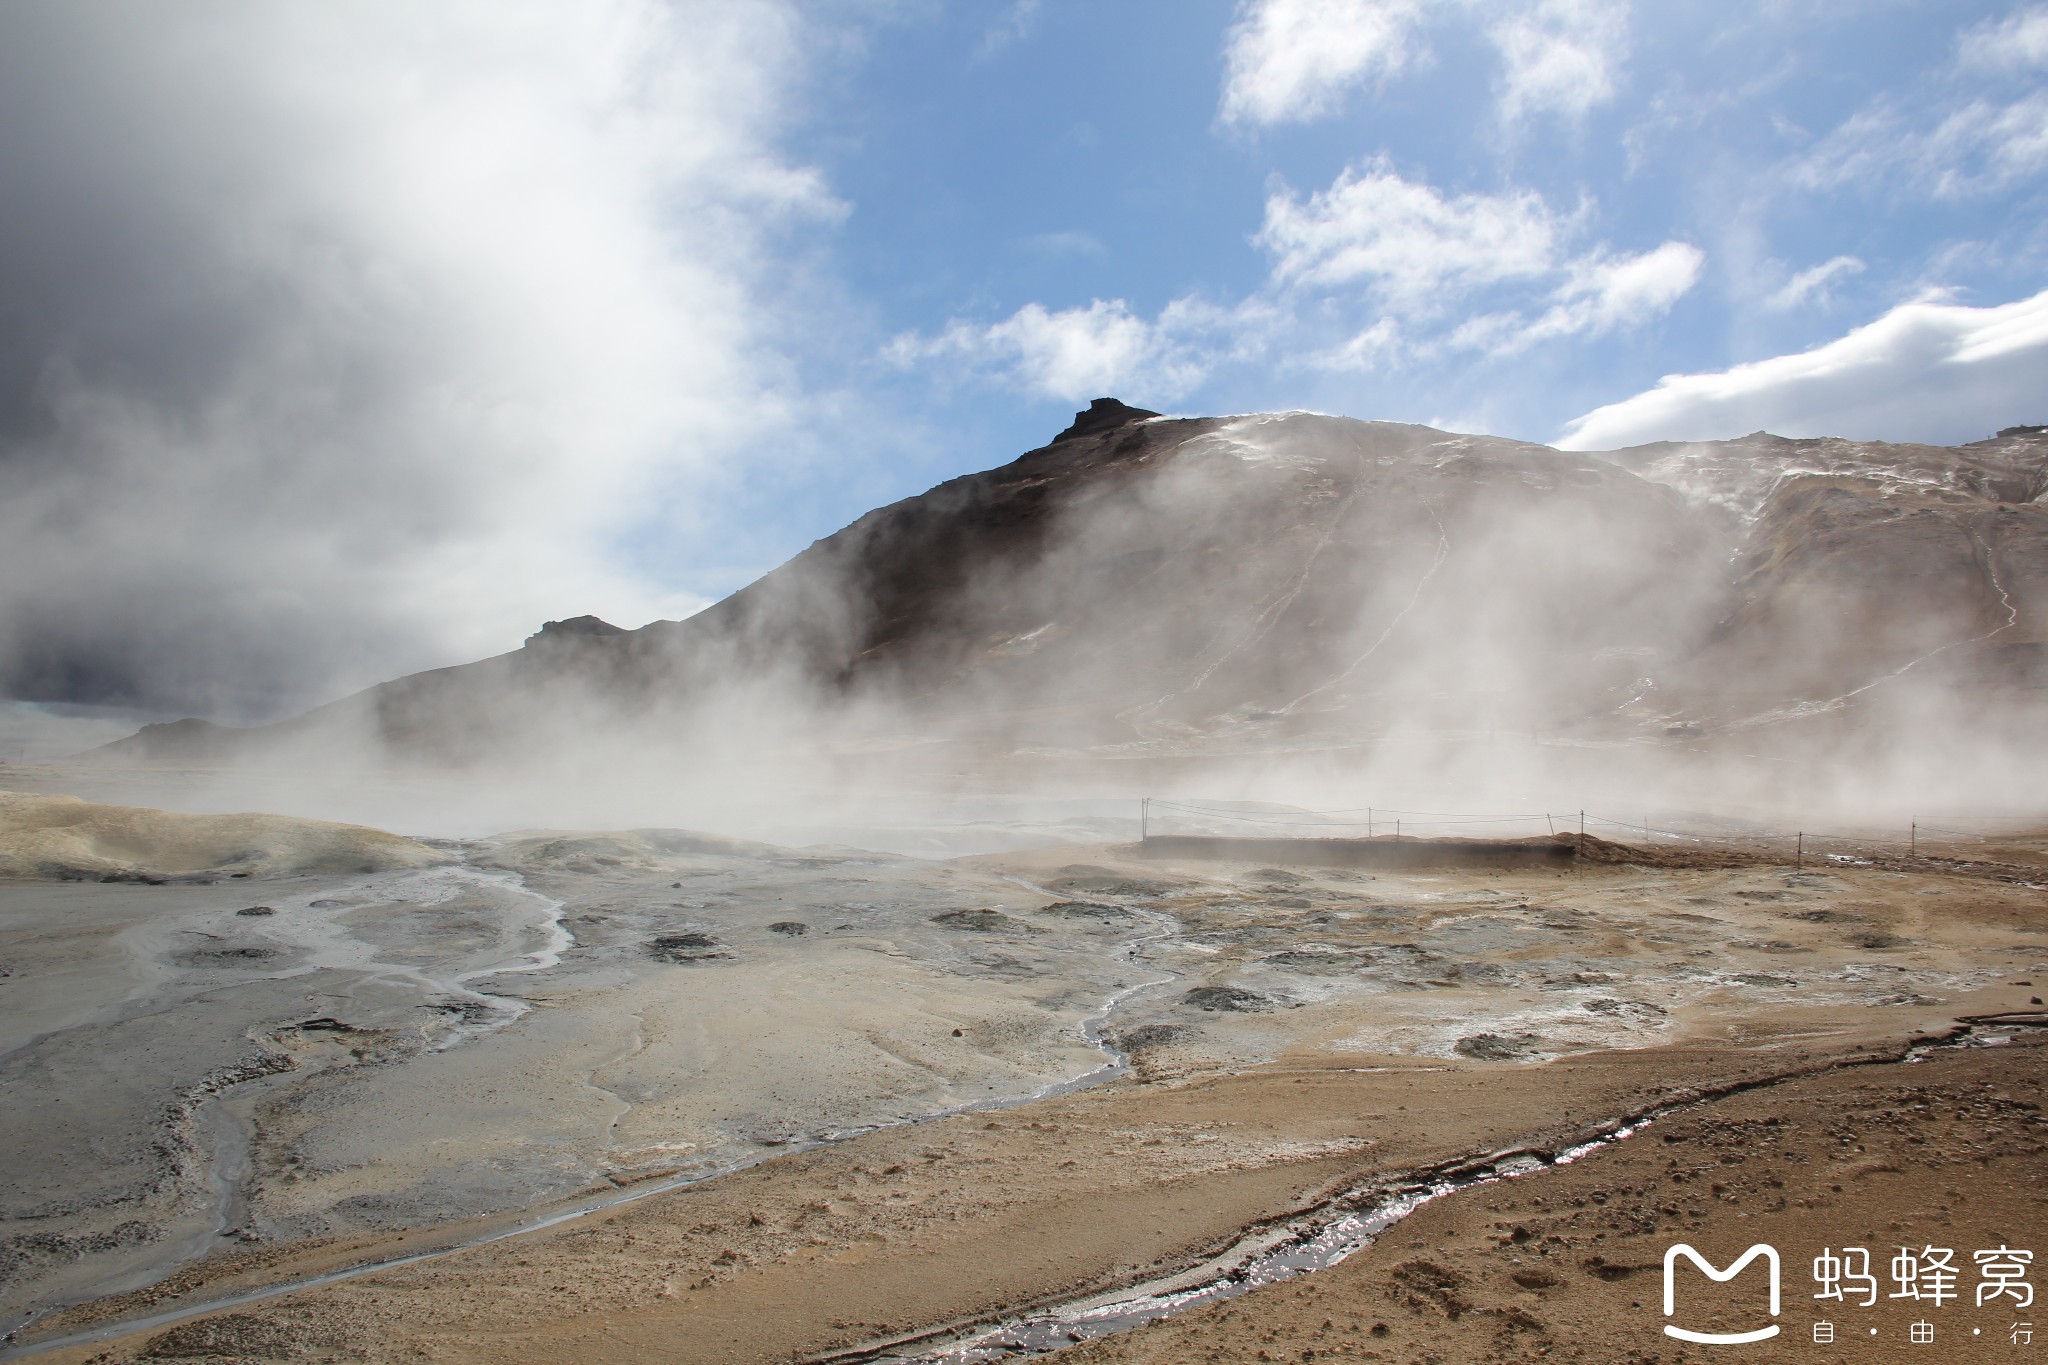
[1,803,2043,1363]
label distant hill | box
[88,402,2047,771]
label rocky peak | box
[1051,398,1162,445]
[524,615,626,648]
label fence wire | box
[1140,796,2045,858]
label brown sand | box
[29,1006,2042,1363]
[1063,1031,2048,1364]
[13,839,2046,1364]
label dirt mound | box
[487,828,789,874]
[930,908,1042,934]
[0,791,452,880]
[1565,832,1776,869]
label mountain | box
[88,404,2047,772]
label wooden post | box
[1796,831,1803,870]
[1578,810,1585,860]
[1910,821,1916,858]
[1395,818,1401,842]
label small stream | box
[0,871,1182,1360]
[283,859,573,1049]
[0,858,573,1351]
[996,875,1184,1098]
[13,858,2035,1365]
[829,1014,2048,1364]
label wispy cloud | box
[1559,287,2048,449]
[1257,158,1700,350]
[1793,91,2048,198]
[1219,0,1632,129]
[1958,3,2048,71]
[1764,254,1865,311]
[892,158,1699,395]
[978,0,1044,59]
[1219,0,1429,127]
[1257,158,1568,310]
[1454,240,1701,353]
[1020,230,1109,260]
[884,298,1269,403]
[1489,0,1629,125]
[1789,6,2048,200]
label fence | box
[1137,797,2046,869]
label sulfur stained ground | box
[8,835,2046,1365]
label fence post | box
[1578,810,1585,860]
[1796,831,1803,870]
[1910,820,1916,858]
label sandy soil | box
[0,827,1149,1335]
[0,792,451,880]
[1059,1032,2048,1364]
[2,826,2043,1363]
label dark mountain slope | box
[89,408,2047,769]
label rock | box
[1455,1032,1538,1060]
[523,615,627,647]
[1049,875,1170,899]
[647,934,728,963]
[1182,984,1271,1012]
[930,908,1040,934]
[1050,397,1161,444]
[1035,901,1139,921]
[1112,1024,1189,1051]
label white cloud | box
[1021,230,1108,259]
[0,1,831,715]
[1489,0,1628,125]
[1257,158,1567,311]
[1220,0,1429,127]
[886,298,1260,403]
[1545,241,1703,330]
[1558,287,2048,449]
[1311,318,1404,371]
[1930,91,2048,191]
[978,0,1043,58]
[901,155,1704,399]
[1788,9,2048,200]
[1456,241,1701,353]
[1793,90,2048,198]
[1256,158,1698,348]
[1959,4,2048,70]
[1764,254,1865,311]
[899,166,1699,394]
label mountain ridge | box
[85,404,2048,771]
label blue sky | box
[685,0,2048,602]
[2,0,2046,727]
[826,2,2045,437]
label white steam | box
[0,0,833,718]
